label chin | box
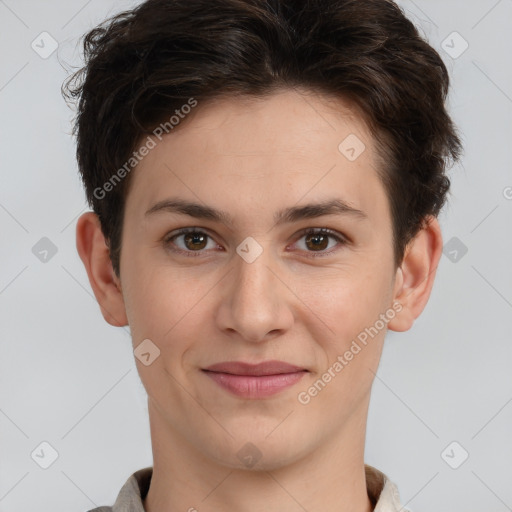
[206,432,310,472]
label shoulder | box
[85,467,153,512]
[365,464,406,512]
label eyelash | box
[163,227,348,258]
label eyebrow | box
[145,197,368,226]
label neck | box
[143,398,374,512]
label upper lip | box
[203,360,307,376]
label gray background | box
[0,0,511,510]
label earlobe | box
[387,215,443,333]
[75,212,128,327]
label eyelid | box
[163,227,222,256]
[290,227,348,258]
[163,226,348,257]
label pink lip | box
[204,360,305,376]
[202,360,308,399]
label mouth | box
[203,360,308,376]
[201,360,308,398]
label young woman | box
[64,0,462,510]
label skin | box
[76,87,443,512]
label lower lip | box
[202,370,307,398]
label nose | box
[215,242,294,343]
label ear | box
[75,212,128,327]
[387,215,443,332]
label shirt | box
[87,464,405,512]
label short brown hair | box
[62,0,463,277]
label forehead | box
[126,88,388,227]
[165,88,372,154]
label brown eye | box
[164,228,217,255]
[183,232,208,250]
[294,228,347,257]
[304,232,330,251]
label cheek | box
[304,270,391,408]
[298,263,391,341]
[124,261,217,353]
[121,258,176,341]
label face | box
[114,88,404,469]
